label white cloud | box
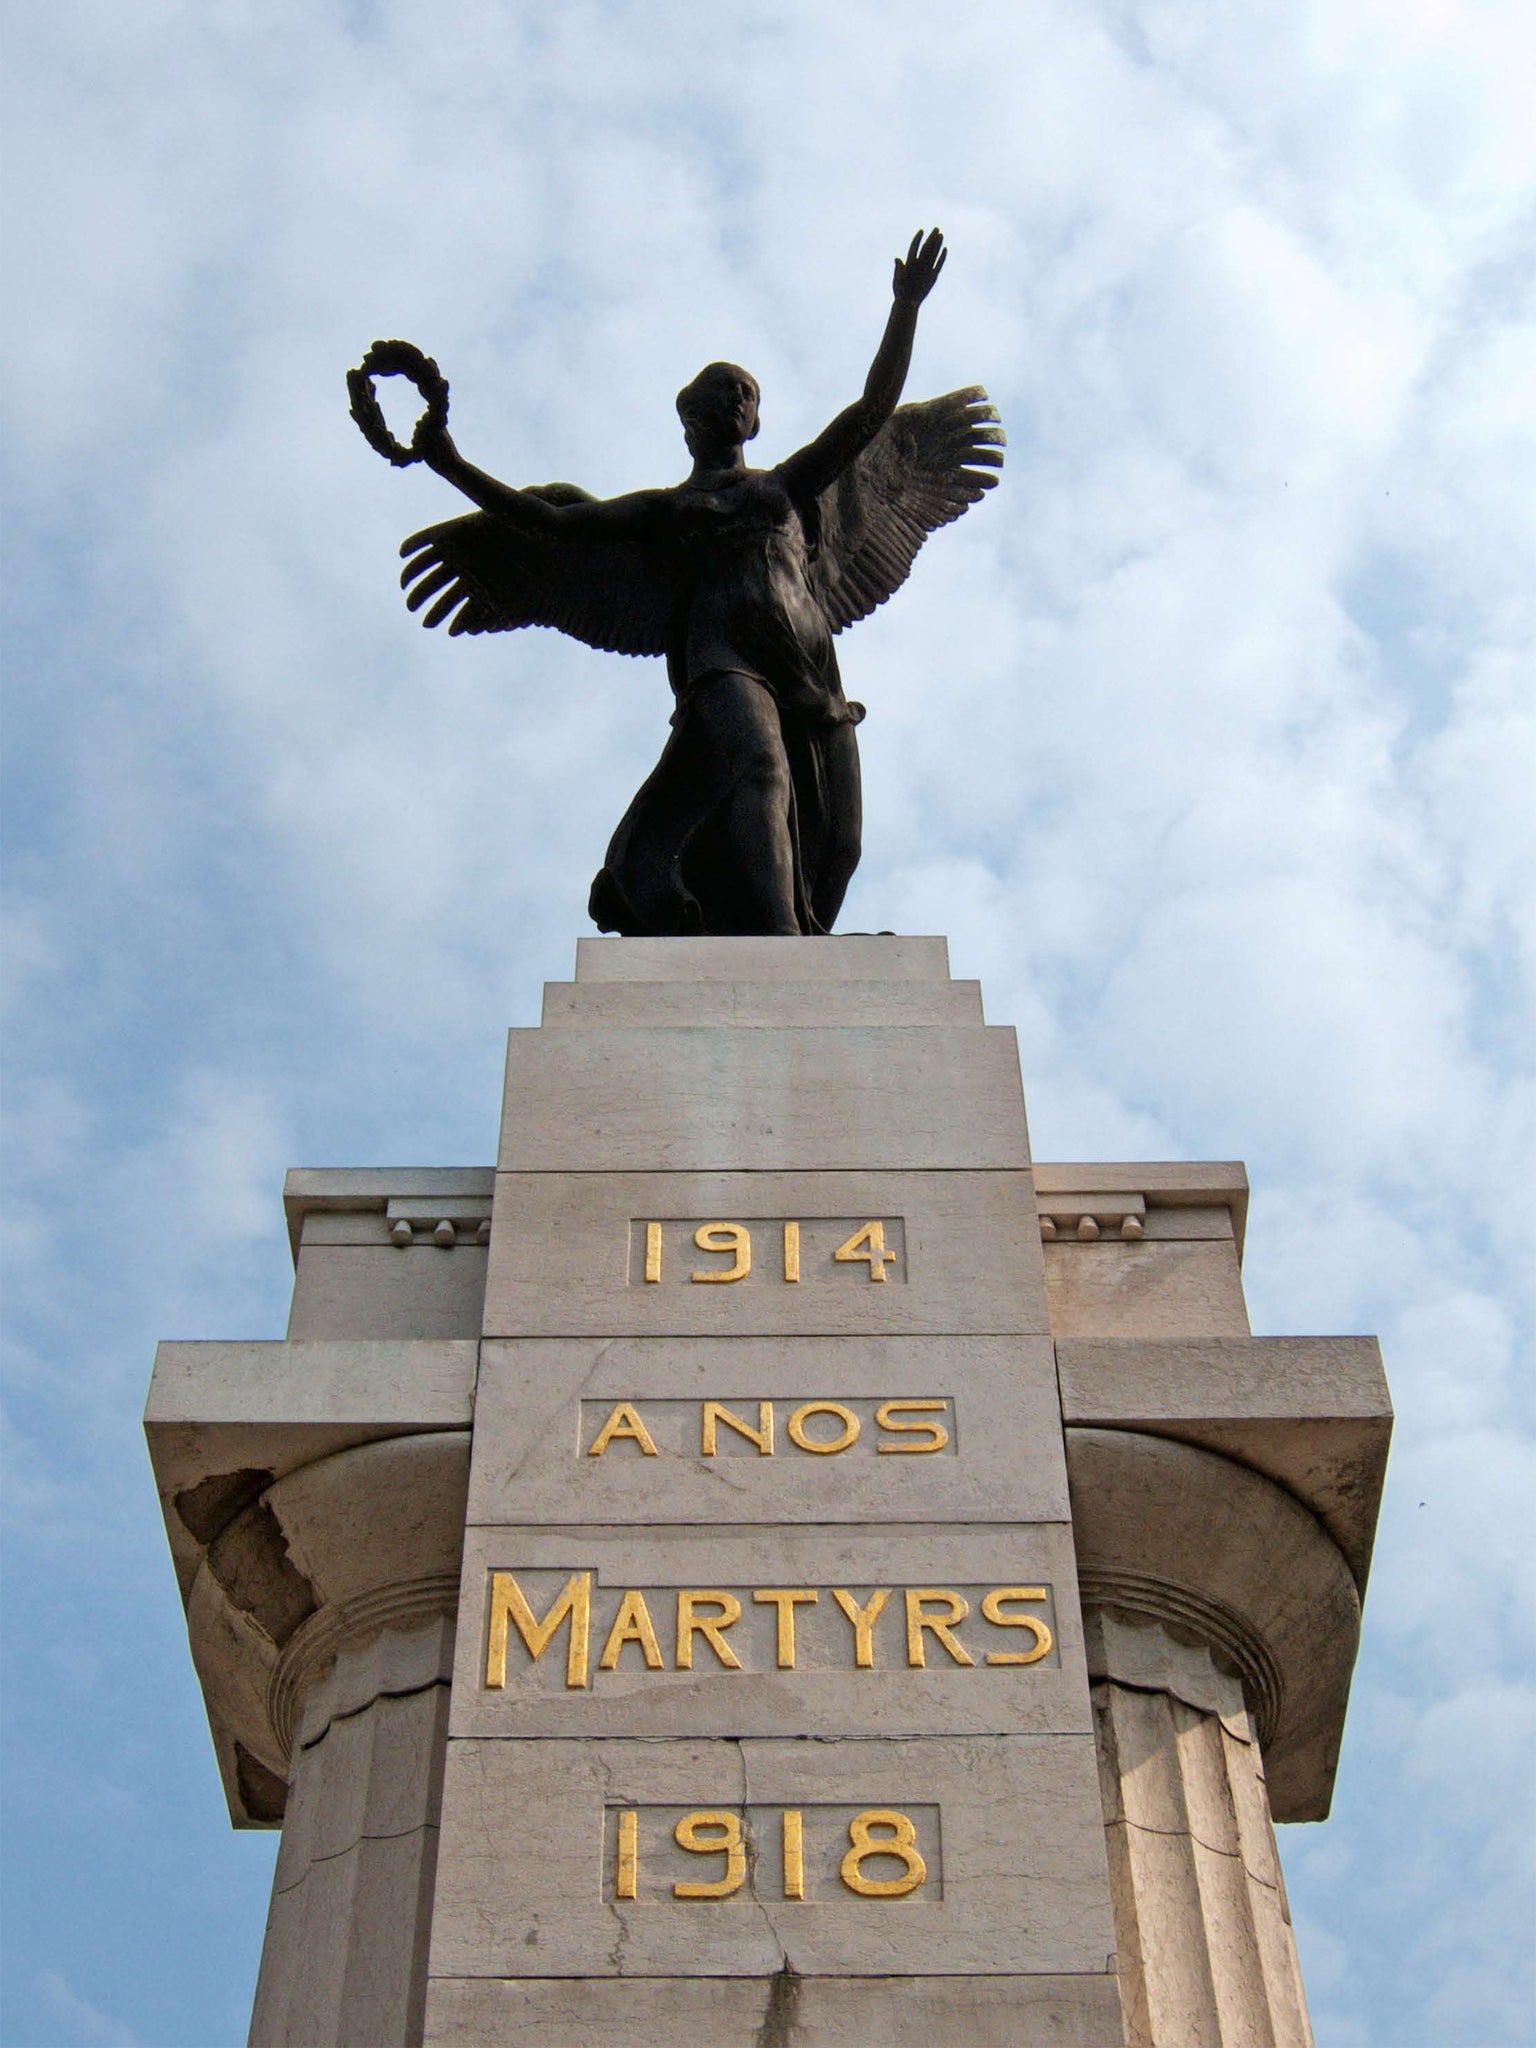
[3,0,1532,2041]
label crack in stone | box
[591,1747,634,1978]
[298,1676,451,1752]
[272,1820,439,1893]
[1108,1814,1282,1884]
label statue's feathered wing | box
[398,484,671,655]
[808,387,1004,632]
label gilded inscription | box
[581,1396,955,1460]
[483,1569,1054,1687]
[608,1804,940,1903]
[631,1217,908,1286]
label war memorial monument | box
[146,232,1391,2045]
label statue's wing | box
[808,388,1004,633]
[398,485,671,654]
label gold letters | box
[615,1809,638,1899]
[830,1586,892,1668]
[874,1398,950,1454]
[638,1218,902,1286]
[980,1586,1054,1664]
[691,1222,751,1283]
[833,1219,897,1281]
[599,1589,665,1671]
[586,1402,659,1458]
[786,1400,861,1454]
[673,1810,746,1898]
[485,1571,590,1690]
[752,1588,819,1667]
[587,1396,950,1459]
[701,1400,774,1457]
[841,1810,927,1896]
[905,1588,975,1667]
[611,1804,933,1902]
[781,1808,805,1899]
[676,1590,743,1669]
[487,1571,1052,1686]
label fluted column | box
[1089,1612,1312,2048]
[246,1611,454,2048]
[1065,1425,1363,2046]
[169,1430,468,2048]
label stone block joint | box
[143,935,1387,2046]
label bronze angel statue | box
[347,229,1003,936]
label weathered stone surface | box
[1066,1428,1361,1823]
[496,1024,1029,1174]
[424,1971,1125,2046]
[1044,1239,1251,1338]
[449,1521,1087,1740]
[482,1170,1050,1338]
[573,935,953,982]
[172,1433,468,1827]
[282,1168,495,1262]
[467,1335,1067,1527]
[147,1340,476,1599]
[288,1241,489,1340]
[251,1820,441,2048]
[251,1619,455,2048]
[1095,1668,1313,2048]
[542,976,986,1028]
[1059,1335,1391,1590]
[427,1734,1117,1981]
[1034,1162,1249,1257]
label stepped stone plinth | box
[147,937,1389,2046]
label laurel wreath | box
[346,339,450,467]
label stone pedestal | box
[146,937,1390,2046]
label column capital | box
[1066,1426,1362,1820]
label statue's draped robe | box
[591,468,864,936]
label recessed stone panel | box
[482,1172,1050,1338]
[467,1335,1066,1526]
[427,1734,1116,1981]
[448,1522,1088,1741]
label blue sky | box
[3,1,1533,2042]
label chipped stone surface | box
[427,1735,1117,1981]
[424,1970,1125,2045]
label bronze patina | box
[349,231,1003,937]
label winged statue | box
[347,230,1003,937]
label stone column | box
[144,943,1392,2048]
[170,1429,470,2048]
[1066,1425,1366,2046]
[249,1612,455,2047]
[1089,1615,1312,2048]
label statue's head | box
[677,362,760,457]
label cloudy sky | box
[3,0,1533,2041]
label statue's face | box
[682,363,760,449]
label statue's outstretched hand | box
[893,228,947,304]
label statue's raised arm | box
[777,228,948,504]
[346,232,1003,938]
